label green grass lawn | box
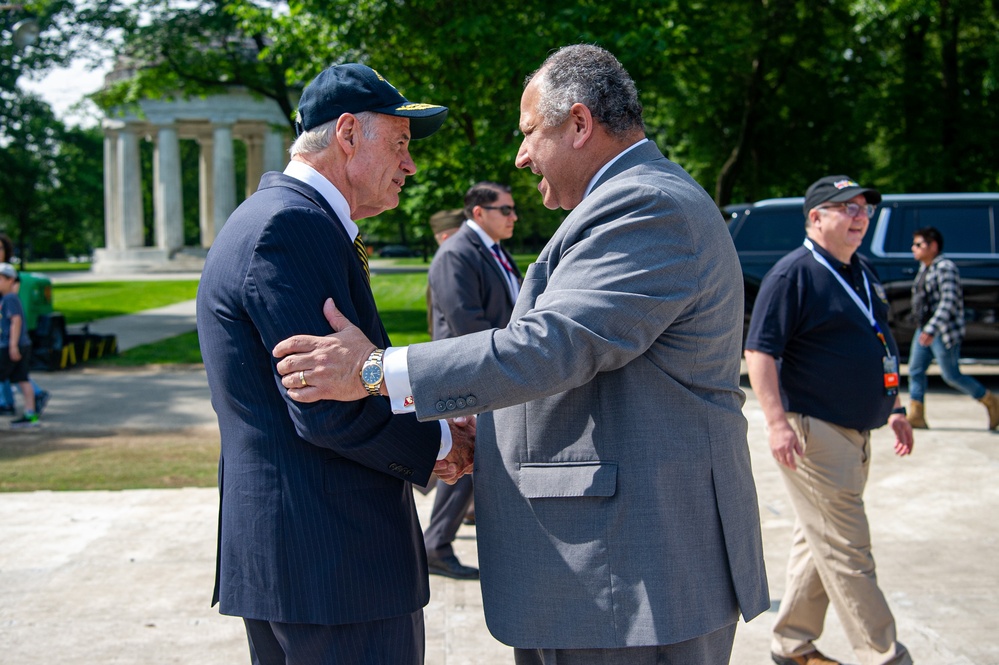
[71,272,435,367]
[21,260,92,273]
[0,436,219,492]
[56,280,200,325]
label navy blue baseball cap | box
[294,63,448,140]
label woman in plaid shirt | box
[907,226,999,430]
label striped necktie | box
[354,233,370,282]
[491,243,520,299]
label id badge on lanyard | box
[804,239,898,396]
[882,349,899,396]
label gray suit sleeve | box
[408,180,719,421]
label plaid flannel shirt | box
[913,255,965,349]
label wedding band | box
[299,370,308,387]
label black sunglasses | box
[480,205,517,216]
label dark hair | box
[526,44,645,138]
[914,226,943,252]
[0,233,12,263]
[464,181,510,220]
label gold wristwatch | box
[360,348,385,397]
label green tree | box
[0,92,60,262]
[1,0,132,261]
[859,0,999,192]
[89,0,999,251]
[94,0,326,133]
[33,123,105,258]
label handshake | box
[436,416,475,485]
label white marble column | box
[212,123,237,239]
[244,134,263,198]
[117,127,144,248]
[153,124,184,253]
[198,135,215,247]
[263,127,288,174]
[103,129,122,250]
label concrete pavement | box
[2,286,998,663]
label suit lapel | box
[466,226,519,308]
[259,173,390,346]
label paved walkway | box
[3,366,997,664]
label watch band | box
[891,406,907,416]
[361,348,385,397]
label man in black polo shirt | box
[745,175,914,665]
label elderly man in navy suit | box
[274,45,769,664]
[197,64,473,665]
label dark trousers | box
[513,622,737,665]
[423,474,473,558]
[244,609,425,665]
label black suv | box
[725,193,999,360]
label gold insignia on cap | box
[396,103,441,111]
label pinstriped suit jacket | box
[406,141,769,648]
[197,171,442,626]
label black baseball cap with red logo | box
[803,175,882,215]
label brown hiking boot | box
[906,400,929,429]
[979,390,999,430]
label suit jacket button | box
[436,401,447,412]
[446,399,456,410]
[456,397,466,408]
[466,396,477,407]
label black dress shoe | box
[427,554,479,580]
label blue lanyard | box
[803,239,893,357]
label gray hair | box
[289,111,379,157]
[526,44,644,137]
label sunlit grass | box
[56,280,200,324]
[0,436,219,492]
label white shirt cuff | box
[383,346,414,412]
[384,346,450,460]
[438,421,452,460]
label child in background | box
[0,233,50,416]
[0,262,39,428]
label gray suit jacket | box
[428,223,521,339]
[407,141,768,649]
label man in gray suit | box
[274,44,769,664]
[424,182,522,580]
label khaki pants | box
[771,414,912,665]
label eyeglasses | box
[816,202,876,218]
[912,241,927,248]
[480,205,517,216]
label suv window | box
[880,205,994,255]
[731,208,804,253]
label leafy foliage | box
[7,0,999,258]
